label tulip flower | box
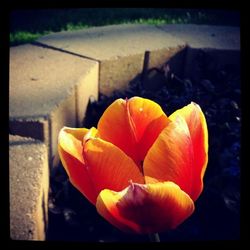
[58,96,208,234]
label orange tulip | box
[58,97,208,234]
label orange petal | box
[83,137,145,195]
[137,115,170,161]
[58,127,89,163]
[128,97,170,160]
[128,97,169,142]
[83,127,99,143]
[96,181,194,234]
[169,102,208,201]
[97,97,169,165]
[58,127,97,204]
[97,98,138,163]
[143,117,194,198]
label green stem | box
[148,233,160,242]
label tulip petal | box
[128,97,170,160]
[169,102,208,201]
[58,127,97,204]
[97,97,169,165]
[97,98,138,163]
[83,138,145,195]
[137,115,170,161]
[58,127,89,163]
[143,117,194,198]
[128,97,169,142]
[96,181,194,234]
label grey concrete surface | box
[9,135,49,240]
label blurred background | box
[10,8,240,46]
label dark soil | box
[47,50,240,242]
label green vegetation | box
[10,8,240,46]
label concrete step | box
[157,24,240,50]
[9,135,49,240]
[9,44,99,165]
[37,24,187,95]
[156,24,240,78]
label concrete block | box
[37,24,186,95]
[100,54,144,95]
[157,24,240,80]
[147,45,186,70]
[75,62,99,126]
[157,24,240,50]
[49,92,76,166]
[142,47,187,92]
[9,117,49,143]
[9,135,49,240]
[10,44,99,163]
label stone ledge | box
[157,24,240,50]
[156,24,240,80]
[9,44,99,162]
[9,135,49,240]
[37,24,186,60]
[37,24,187,95]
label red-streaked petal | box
[169,102,208,201]
[58,127,97,204]
[128,97,169,142]
[97,98,138,163]
[97,97,169,165]
[143,117,194,198]
[137,115,170,161]
[128,97,170,160]
[83,138,144,195]
[96,181,194,234]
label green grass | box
[10,8,240,46]
[9,31,49,45]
